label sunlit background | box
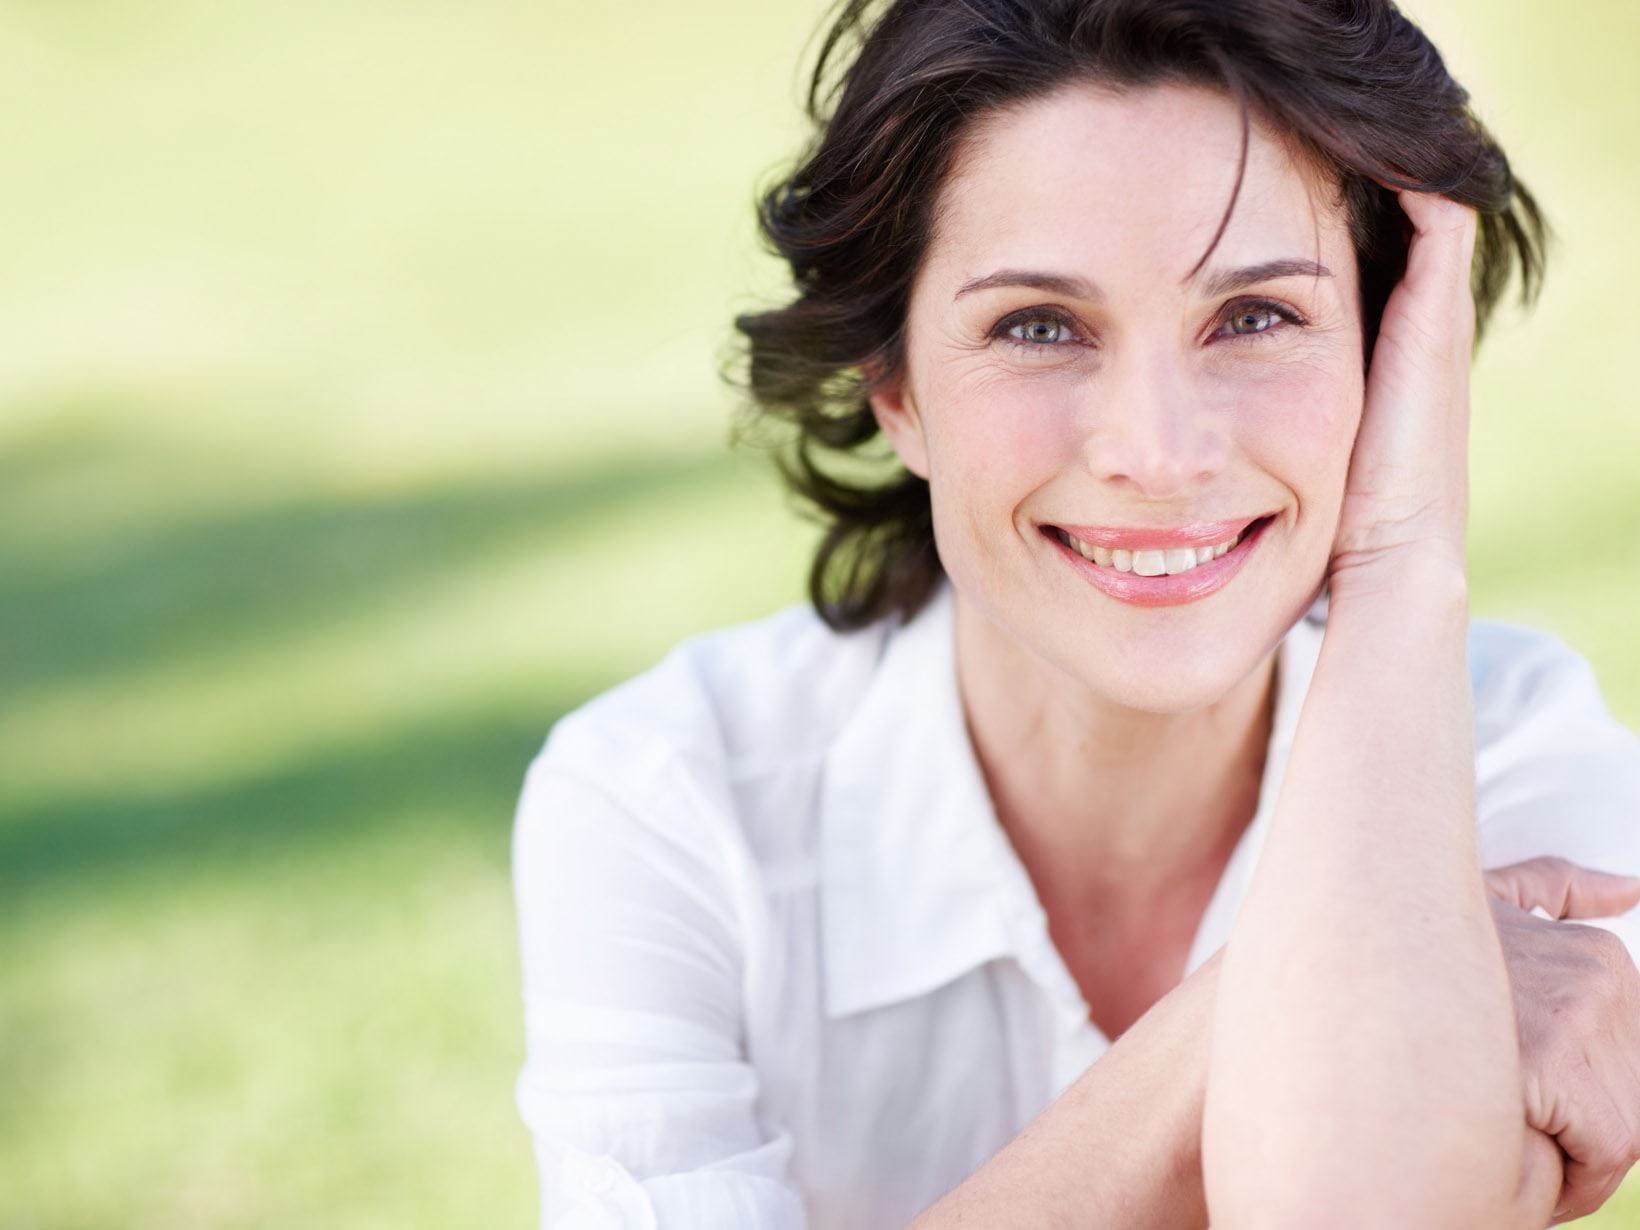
[3,1,1636,1225]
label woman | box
[513,1,1640,1226]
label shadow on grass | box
[0,701,577,908]
[0,409,141,494]
[0,411,771,907]
[0,422,745,701]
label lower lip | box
[1044,516,1274,607]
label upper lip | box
[1046,514,1271,551]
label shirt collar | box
[817,574,1327,1019]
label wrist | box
[1325,543,1469,611]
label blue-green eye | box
[1011,316,1068,344]
[992,308,1083,354]
[1218,299,1305,339]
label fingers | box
[1497,870,1640,1226]
[1554,1160,1629,1224]
[1513,1124,1564,1227]
[1551,1087,1638,1222]
[1392,190,1479,351]
[1562,869,1640,919]
[1396,186,1479,243]
[1484,856,1640,920]
[1332,185,1480,570]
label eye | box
[1215,298,1306,340]
[991,308,1086,356]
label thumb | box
[1483,856,1640,920]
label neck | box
[953,593,1278,903]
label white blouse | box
[510,576,1640,1229]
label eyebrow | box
[953,258,1332,302]
[1199,258,1332,298]
[954,269,1099,301]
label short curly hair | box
[727,0,1549,632]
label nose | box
[1079,350,1227,502]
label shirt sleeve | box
[510,726,808,1230]
[1473,624,1640,963]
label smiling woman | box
[863,82,1367,721]
[510,2,1640,1228]
[731,0,1543,635]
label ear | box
[864,360,931,481]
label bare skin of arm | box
[1200,191,1547,1229]
[908,872,1596,1229]
[1202,561,1552,1228]
[913,191,1636,1230]
[916,193,1584,1230]
[907,947,1223,1230]
[907,932,1565,1230]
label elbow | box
[1202,1055,1538,1228]
[1211,1203,1525,1230]
[1209,1191,1528,1230]
[1205,1147,1539,1230]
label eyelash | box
[990,298,1309,356]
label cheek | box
[1222,358,1362,496]
[925,371,1084,496]
[918,374,1083,582]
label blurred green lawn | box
[1,2,1636,1226]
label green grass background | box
[1,1,1636,1225]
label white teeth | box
[1133,549,1168,576]
[1057,523,1253,574]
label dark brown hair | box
[727,0,1549,631]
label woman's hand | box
[1485,857,1640,1224]
[1330,189,1479,586]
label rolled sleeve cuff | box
[543,1139,808,1229]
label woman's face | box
[870,81,1365,713]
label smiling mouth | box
[1043,514,1276,575]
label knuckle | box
[1565,920,1628,967]
[1541,980,1602,1033]
[1548,1047,1595,1093]
[1588,926,1634,979]
[1565,1172,1625,1222]
[1589,1135,1630,1174]
[1570,1109,1634,1175]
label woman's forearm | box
[910,948,1222,1230]
[1202,560,1527,1227]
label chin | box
[1028,598,1291,714]
[1076,651,1260,715]
[948,551,1297,713]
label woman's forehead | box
[929,81,1350,287]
